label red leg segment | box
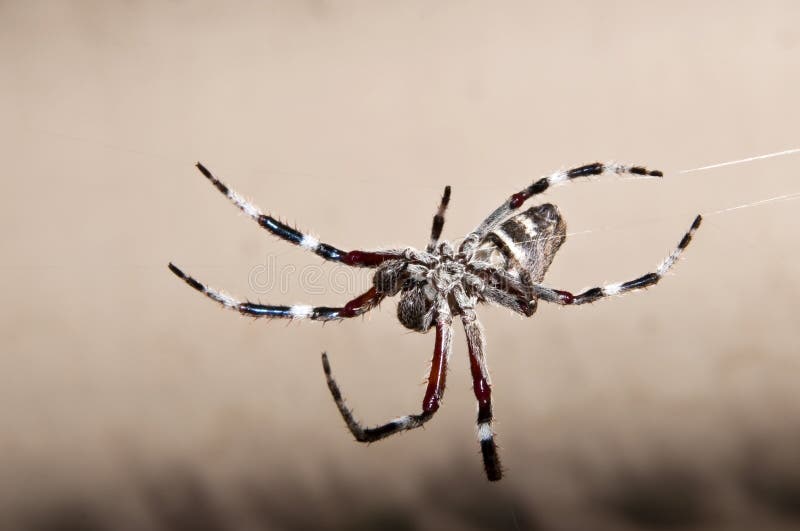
[462,309,503,481]
[322,303,453,442]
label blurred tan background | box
[1,1,799,529]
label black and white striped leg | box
[322,305,453,442]
[168,263,383,320]
[462,309,502,481]
[426,185,452,252]
[534,215,703,306]
[194,162,400,267]
[460,162,663,252]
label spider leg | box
[426,185,452,252]
[461,308,503,481]
[533,215,702,306]
[195,162,400,267]
[481,285,536,316]
[468,264,537,316]
[460,162,663,252]
[321,303,452,442]
[168,263,383,320]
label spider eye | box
[397,287,434,332]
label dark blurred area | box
[9,446,800,530]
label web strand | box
[703,191,800,216]
[679,147,800,174]
[509,192,800,247]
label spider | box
[169,161,701,482]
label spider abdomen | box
[477,203,567,284]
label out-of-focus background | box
[2,2,799,530]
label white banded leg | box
[168,263,383,320]
[461,308,503,481]
[534,215,702,306]
[194,162,401,267]
[461,162,663,252]
[322,304,452,442]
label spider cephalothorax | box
[169,161,701,481]
[382,243,476,332]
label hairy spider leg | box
[460,162,663,253]
[194,162,400,267]
[168,263,384,320]
[427,185,452,252]
[461,308,503,481]
[468,263,537,316]
[480,277,537,317]
[533,215,702,306]
[322,302,453,442]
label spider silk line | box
[671,146,800,218]
[513,191,800,247]
[678,147,800,174]
[617,146,800,181]
[553,147,800,243]
[545,191,800,245]
[702,191,800,216]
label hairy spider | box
[169,161,701,481]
